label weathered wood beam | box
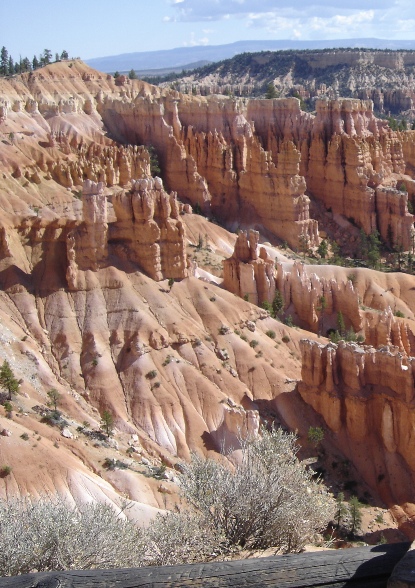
[0,543,410,588]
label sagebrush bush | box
[0,498,146,576]
[178,428,335,553]
[145,511,222,566]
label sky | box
[2,0,415,61]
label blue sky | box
[2,0,415,61]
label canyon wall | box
[299,339,415,505]
[98,92,415,251]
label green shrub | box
[250,340,259,348]
[266,330,276,339]
[0,465,12,477]
[146,370,157,379]
[307,426,324,447]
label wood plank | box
[0,543,410,588]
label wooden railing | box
[0,542,411,588]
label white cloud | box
[183,32,210,46]
[168,0,414,40]
[170,0,392,21]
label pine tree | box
[47,388,61,412]
[272,290,284,317]
[21,57,31,72]
[0,361,19,401]
[335,492,348,529]
[8,55,13,75]
[348,496,362,535]
[100,410,114,437]
[337,311,346,337]
[128,69,137,79]
[32,55,39,70]
[60,50,69,60]
[317,239,328,259]
[265,82,277,99]
[43,49,52,65]
[1,46,8,75]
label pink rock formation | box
[223,229,276,305]
[363,306,415,355]
[99,96,319,249]
[299,338,415,504]
[66,180,108,288]
[276,261,362,334]
[110,177,188,281]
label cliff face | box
[99,95,319,249]
[299,339,415,505]
[99,92,415,251]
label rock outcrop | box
[223,229,276,305]
[299,338,415,504]
[277,261,362,334]
[66,177,189,288]
[110,177,188,281]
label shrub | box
[146,370,157,379]
[261,300,273,314]
[0,498,146,576]
[20,432,29,441]
[282,335,290,343]
[177,428,335,552]
[307,426,324,447]
[0,465,12,477]
[266,330,276,339]
[250,340,259,348]
[284,315,294,327]
[145,511,221,566]
[395,310,405,318]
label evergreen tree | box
[55,53,60,62]
[348,496,362,535]
[32,55,39,70]
[367,230,381,269]
[335,492,348,529]
[1,46,8,75]
[60,50,69,60]
[47,388,61,412]
[272,290,284,317]
[128,69,137,79]
[43,49,52,65]
[265,82,277,99]
[317,239,328,259]
[0,360,19,401]
[21,57,31,72]
[337,311,346,337]
[8,55,13,75]
[100,410,114,437]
